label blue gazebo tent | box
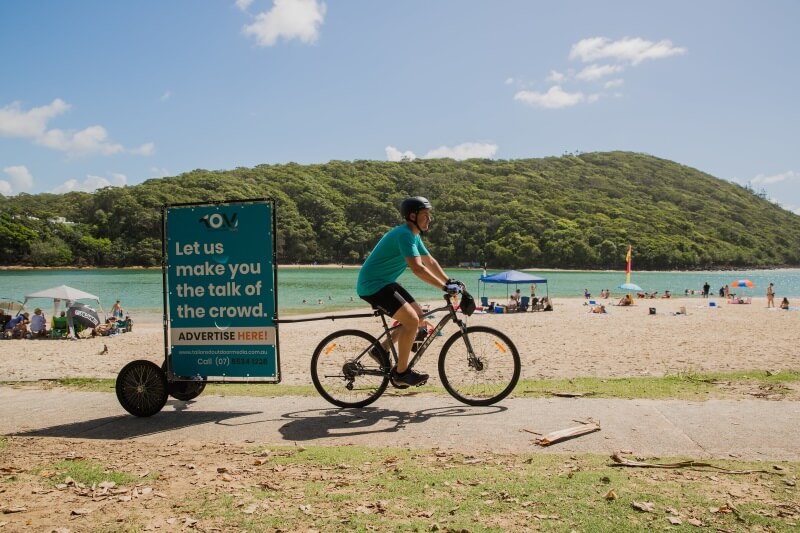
[478,270,549,301]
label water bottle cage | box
[411,326,429,352]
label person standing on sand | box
[767,282,775,308]
[111,300,124,319]
[703,282,710,298]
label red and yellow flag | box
[625,245,632,284]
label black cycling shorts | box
[360,283,416,317]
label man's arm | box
[406,255,448,289]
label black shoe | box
[390,367,429,388]
[368,345,388,366]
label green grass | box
[178,446,800,532]
[516,370,800,400]
[35,459,154,487]
[4,370,798,401]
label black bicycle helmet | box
[400,196,432,220]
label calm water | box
[1,267,799,316]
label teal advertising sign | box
[164,200,279,381]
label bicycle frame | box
[368,293,475,371]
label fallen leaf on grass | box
[667,516,682,525]
[709,504,735,514]
[2,506,27,514]
[70,508,90,516]
[687,518,703,526]
[631,501,655,513]
[604,489,617,501]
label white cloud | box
[1,165,34,195]
[243,0,326,46]
[386,146,416,161]
[149,167,171,178]
[387,142,498,161]
[576,63,624,81]
[160,90,171,102]
[514,86,586,109]
[236,0,254,11]
[1,99,152,157]
[423,142,498,160]
[504,77,514,85]
[51,173,126,194]
[130,142,155,156]
[750,170,798,186]
[0,99,70,138]
[546,70,566,83]
[110,173,128,186]
[570,37,687,66]
[604,78,624,89]
[36,125,125,156]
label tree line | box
[2,151,799,270]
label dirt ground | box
[1,437,798,532]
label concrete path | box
[2,386,798,460]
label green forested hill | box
[2,151,799,269]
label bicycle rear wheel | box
[438,326,520,406]
[311,329,390,408]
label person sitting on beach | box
[591,304,607,314]
[661,290,671,299]
[779,297,789,310]
[618,294,633,306]
[507,293,519,311]
[92,317,117,337]
[7,313,30,339]
[29,308,47,338]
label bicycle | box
[310,288,521,408]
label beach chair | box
[518,296,530,312]
[114,317,132,333]
[50,316,69,339]
[480,296,489,308]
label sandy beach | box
[1,297,797,385]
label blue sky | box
[2,1,799,213]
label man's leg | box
[391,302,422,373]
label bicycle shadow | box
[278,404,506,442]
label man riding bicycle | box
[357,196,460,388]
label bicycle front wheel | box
[438,326,521,406]
[311,329,390,408]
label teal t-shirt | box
[357,224,429,297]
